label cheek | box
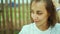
[38,14,48,20]
[31,14,34,19]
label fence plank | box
[5,0,9,34]
[14,0,17,30]
[14,0,17,34]
[1,0,6,34]
[27,0,29,24]
[29,0,31,23]
[10,0,13,34]
[0,10,2,34]
[0,14,1,34]
[0,0,2,33]
[18,0,21,30]
[21,0,24,27]
[24,0,27,25]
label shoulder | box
[54,23,60,30]
[22,23,35,29]
[55,23,60,28]
[50,23,60,34]
[54,23,60,34]
[18,23,35,34]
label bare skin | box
[31,1,50,31]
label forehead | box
[31,1,46,11]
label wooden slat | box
[22,0,26,25]
[28,0,31,23]
[30,0,33,23]
[1,0,6,34]
[0,14,1,33]
[27,0,29,24]
[10,0,13,34]
[14,0,17,30]
[24,0,27,25]
[5,0,9,34]
[22,0,24,27]
[1,16,2,34]
[0,16,1,34]
[0,0,2,33]
[0,15,1,30]
[14,0,17,34]
[18,0,21,30]
[29,0,31,23]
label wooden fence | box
[0,0,31,34]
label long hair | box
[30,0,57,27]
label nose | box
[33,14,38,19]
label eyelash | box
[37,13,43,15]
[30,11,43,15]
[31,12,43,15]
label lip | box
[34,19,39,22]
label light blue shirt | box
[56,7,60,11]
[19,23,60,34]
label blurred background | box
[0,0,60,34]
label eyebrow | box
[37,10,42,12]
[30,9,42,13]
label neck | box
[35,22,49,31]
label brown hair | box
[30,0,57,27]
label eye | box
[36,11,43,15]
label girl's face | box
[31,1,49,24]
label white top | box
[19,23,60,34]
[56,7,60,11]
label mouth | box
[34,19,39,22]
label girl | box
[19,0,60,34]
